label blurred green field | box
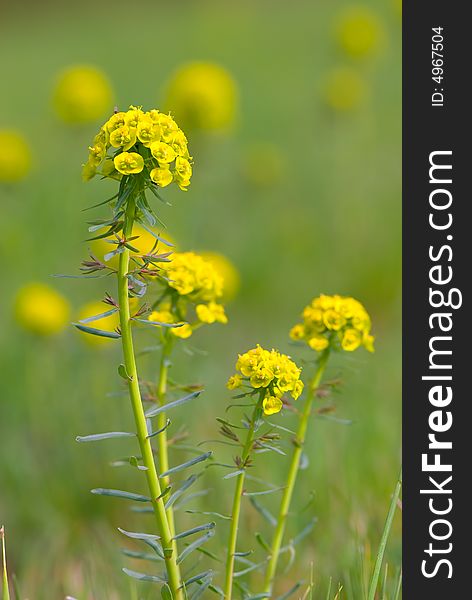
[0,1,401,598]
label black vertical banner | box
[403,2,468,597]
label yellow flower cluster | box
[148,252,228,339]
[227,345,303,416]
[335,7,384,60]
[290,294,374,353]
[82,106,192,191]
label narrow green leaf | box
[182,570,213,588]
[276,582,302,600]
[161,583,173,600]
[249,498,276,526]
[177,530,215,564]
[133,318,183,328]
[76,432,135,443]
[118,527,160,542]
[189,574,213,600]
[121,548,161,562]
[367,468,402,600]
[1,526,10,600]
[82,192,119,211]
[118,364,132,380]
[243,486,286,497]
[156,486,172,501]
[161,452,212,478]
[393,568,402,600]
[73,323,121,339]
[78,307,119,324]
[145,392,201,418]
[223,469,244,480]
[165,474,199,510]
[185,510,230,521]
[92,489,150,502]
[138,221,174,247]
[147,419,171,439]
[123,568,165,583]
[234,561,265,578]
[173,522,215,541]
[255,532,271,553]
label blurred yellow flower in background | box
[0,130,32,183]
[163,62,238,131]
[53,65,114,124]
[76,300,120,346]
[241,142,285,188]
[200,252,240,302]
[322,67,367,112]
[335,6,385,59]
[14,283,70,336]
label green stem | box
[263,350,330,596]
[156,331,176,538]
[367,468,402,600]
[224,395,263,600]
[118,196,183,599]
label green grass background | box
[0,0,401,597]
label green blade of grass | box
[367,468,402,600]
[1,526,11,600]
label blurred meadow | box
[0,0,401,598]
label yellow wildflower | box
[262,396,283,416]
[53,65,113,124]
[83,106,192,190]
[163,61,238,131]
[291,294,374,353]
[230,345,302,411]
[0,130,32,183]
[109,126,137,151]
[113,152,144,175]
[150,167,173,187]
[200,252,240,302]
[14,283,70,336]
[227,374,242,390]
[341,328,362,352]
[165,252,224,302]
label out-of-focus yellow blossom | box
[322,67,367,112]
[77,301,120,346]
[14,283,70,336]
[53,65,113,124]
[196,301,228,324]
[163,62,238,131]
[148,308,192,339]
[149,251,228,339]
[290,294,374,353]
[165,252,224,302]
[0,130,32,183]
[82,105,193,190]
[200,252,240,302]
[227,346,303,415]
[242,142,285,188]
[335,7,385,59]
[113,152,144,175]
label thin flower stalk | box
[263,349,330,595]
[118,196,183,599]
[224,393,264,600]
[156,331,176,537]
